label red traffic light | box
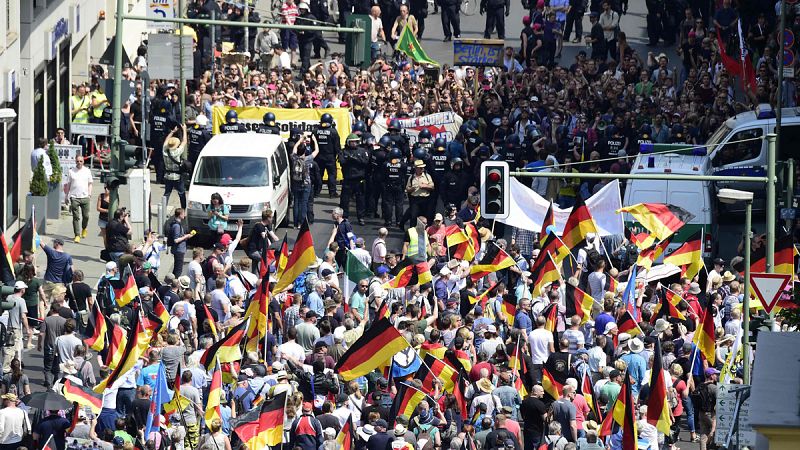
[487,169,502,182]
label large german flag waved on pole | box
[84,302,108,352]
[448,222,481,261]
[336,414,355,450]
[419,342,447,361]
[565,282,594,325]
[750,233,795,275]
[625,226,656,251]
[334,317,410,381]
[694,298,717,366]
[561,194,599,250]
[617,203,694,241]
[540,232,571,266]
[663,229,704,280]
[470,242,515,281]
[274,220,316,293]
[245,272,270,353]
[417,354,458,394]
[530,252,561,297]
[646,338,672,434]
[616,311,642,338]
[540,202,555,246]
[9,211,38,263]
[384,260,433,289]
[650,289,686,324]
[112,268,139,308]
[390,383,429,420]
[501,294,518,327]
[62,379,103,414]
[103,319,128,370]
[200,319,249,371]
[600,370,638,446]
[152,295,170,333]
[636,237,672,271]
[542,366,564,401]
[94,309,151,393]
[581,369,601,422]
[205,360,223,428]
[0,228,15,283]
[233,391,288,448]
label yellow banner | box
[211,106,352,148]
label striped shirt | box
[281,1,299,25]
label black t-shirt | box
[132,397,151,429]
[106,220,130,252]
[248,222,269,255]
[70,282,93,311]
[520,397,547,433]
[268,298,282,335]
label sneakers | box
[81,228,88,238]
[73,236,81,243]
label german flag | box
[274,220,316,293]
[103,320,128,369]
[245,277,269,353]
[542,366,564,401]
[448,222,481,261]
[269,234,289,279]
[0,228,15,283]
[542,303,559,333]
[561,195,598,250]
[84,302,107,352]
[152,296,170,333]
[663,229,703,279]
[650,289,686,324]
[600,371,638,450]
[62,379,102,414]
[470,242,515,281]
[384,260,433,289]
[334,317,410,381]
[417,354,458,394]
[636,238,671,271]
[42,435,56,450]
[530,252,561,297]
[616,311,641,337]
[390,383,428,419]
[444,349,473,374]
[646,338,672,434]
[376,300,391,320]
[500,294,517,326]
[9,214,37,263]
[581,369,600,422]
[463,281,498,317]
[336,414,355,450]
[233,391,287,448]
[94,309,151,393]
[540,202,555,246]
[419,342,447,361]
[113,269,139,308]
[205,361,223,428]
[750,234,794,275]
[163,391,191,420]
[694,297,716,366]
[565,283,593,325]
[540,232,571,266]
[604,273,618,295]
[508,339,530,397]
[202,302,218,339]
[618,203,694,241]
[625,227,656,251]
[200,319,248,370]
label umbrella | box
[21,391,71,411]
[636,263,681,283]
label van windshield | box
[705,123,731,152]
[193,156,270,187]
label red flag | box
[716,30,742,77]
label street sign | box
[147,34,194,80]
[715,384,756,447]
[750,272,791,314]
[147,0,176,31]
[70,123,110,137]
[784,49,794,66]
[453,39,505,67]
[54,144,82,183]
[99,36,133,67]
[784,29,795,48]
[780,207,796,219]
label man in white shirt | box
[528,315,554,384]
[371,228,388,270]
[0,393,30,447]
[351,238,372,269]
[30,137,53,178]
[369,6,385,61]
[2,282,29,374]
[64,154,94,243]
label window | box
[193,156,270,187]
[711,128,763,167]
[776,125,800,162]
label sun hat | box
[688,282,701,294]
[628,338,644,354]
[414,159,426,168]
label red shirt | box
[469,361,496,382]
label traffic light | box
[100,170,125,189]
[480,161,510,219]
[115,140,138,172]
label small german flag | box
[384,260,433,288]
[274,221,316,293]
[693,297,716,366]
[604,273,618,295]
[199,319,249,370]
[636,238,671,271]
[616,311,641,337]
[561,195,598,250]
[542,366,564,401]
[542,302,559,333]
[84,302,107,352]
[390,383,428,419]
[232,391,287,448]
[663,229,703,279]
[530,252,561,297]
[650,289,686,324]
[539,202,555,246]
[462,281,498,317]
[419,342,447,361]
[274,234,289,278]
[581,369,600,422]
[202,301,218,339]
[113,269,139,308]
[444,348,473,374]
[152,295,170,333]
[500,294,518,326]
[448,222,481,261]
[540,232,571,266]
[103,320,128,370]
[565,283,593,325]
[470,242,515,281]
[625,226,656,251]
[0,228,15,283]
[416,354,458,394]
[617,203,694,241]
[62,379,102,414]
[9,214,37,263]
[646,338,672,434]
[245,276,270,353]
[205,361,223,428]
[336,414,355,450]
[600,370,638,450]
[334,317,410,381]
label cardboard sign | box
[453,39,505,67]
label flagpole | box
[597,236,617,271]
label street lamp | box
[717,188,754,384]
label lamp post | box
[717,188,755,384]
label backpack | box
[585,247,602,272]
[415,423,437,450]
[164,217,180,246]
[694,383,716,412]
[291,153,309,183]
[667,378,680,409]
[202,254,219,279]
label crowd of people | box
[11,1,798,450]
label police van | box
[623,148,714,258]
[187,133,290,238]
[705,104,800,209]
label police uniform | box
[386,132,410,158]
[382,158,407,227]
[149,103,175,184]
[366,146,388,218]
[428,148,449,214]
[219,122,247,133]
[314,125,341,196]
[339,144,371,223]
[187,124,211,166]
[258,124,281,135]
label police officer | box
[382,147,406,228]
[340,133,370,225]
[187,114,212,167]
[150,99,175,184]
[219,110,247,133]
[670,124,686,144]
[314,113,341,197]
[310,0,331,58]
[352,120,367,137]
[636,124,653,154]
[428,137,449,215]
[443,157,470,207]
[598,125,625,171]
[366,134,388,219]
[384,119,410,157]
[440,0,461,41]
[296,3,320,72]
[480,0,510,39]
[258,112,281,135]
[501,134,523,171]
[416,128,433,153]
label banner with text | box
[453,39,505,67]
[211,106,352,147]
[370,112,464,145]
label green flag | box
[396,23,439,66]
[344,250,373,302]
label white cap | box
[13,281,27,290]
[298,2,310,9]
[105,261,117,272]
[439,267,451,277]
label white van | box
[623,150,714,258]
[187,133,290,238]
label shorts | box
[98,218,108,229]
[281,29,298,50]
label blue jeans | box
[116,387,135,416]
[292,184,311,227]
[683,395,696,433]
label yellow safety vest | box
[91,91,108,118]
[406,228,429,259]
[71,95,90,123]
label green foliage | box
[777,283,800,329]
[30,157,49,196]
[47,140,62,184]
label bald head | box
[371,5,381,16]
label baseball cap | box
[704,367,720,377]
[13,281,27,290]
[376,265,389,275]
[219,234,233,245]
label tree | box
[30,157,49,196]
[47,139,62,184]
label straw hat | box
[60,360,78,375]
[722,271,736,282]
[583,420,600,433]
[476,378,495,393]
[166,137,181,149]
[628,337,644,354]
[654,318,670,334]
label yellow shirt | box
[406,172,433,197]
[90,91,108,118]
[71,95,90,123]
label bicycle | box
[460,0,479,16]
